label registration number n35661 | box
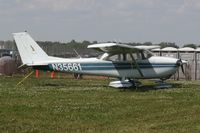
[51,63,82,71]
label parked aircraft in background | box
[13,32,187,88]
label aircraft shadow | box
[39,81,183,92]
[41,83,108,89]
[120,82,183,92]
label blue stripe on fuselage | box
[80,63,177,70]
[48,62,177,71]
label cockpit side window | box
[106,54,123,61]
[127,52,142,61]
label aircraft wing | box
[87,43,160,53]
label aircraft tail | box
[13,32,49,66]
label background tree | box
[143,42,153,46]
[183,44,197,49]
[158,42,178,48]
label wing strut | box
[129,53,144,77]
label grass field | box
[0,76,200,133]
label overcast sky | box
[0,0,200,45]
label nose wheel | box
[154,79,172,89]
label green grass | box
[0,76,200,133]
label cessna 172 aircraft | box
[13,32,187,88]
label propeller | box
[176,59,185,74]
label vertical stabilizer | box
[13,32,48,65]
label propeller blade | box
[181,64,185,74]
[177,59,185,75]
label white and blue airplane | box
[13,32,186,88]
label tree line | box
[36,41,199,49]
[0,40,198,50]
[0,40,199,57]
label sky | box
[0,0,200,45]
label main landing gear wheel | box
[109,79,141,88]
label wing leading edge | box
[88,43,160,53]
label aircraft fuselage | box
[32,56,179,79]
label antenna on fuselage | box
[73,49,82,58]
[113,39,122,44]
